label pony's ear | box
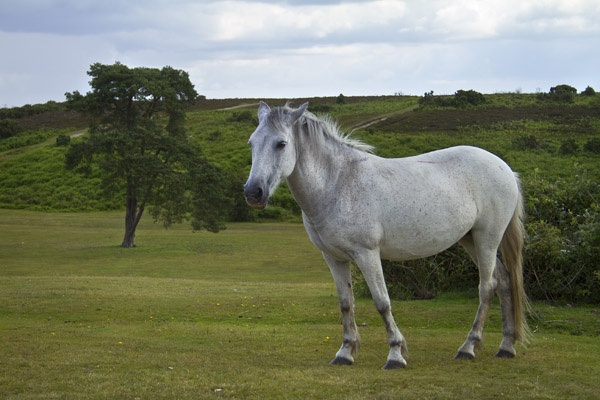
[258,101,271,122]
[290,102,308,123]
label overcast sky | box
[1,0,599,107]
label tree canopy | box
[65,62,230,247]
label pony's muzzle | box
[243,182,267,209]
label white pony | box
[244,102,531,369]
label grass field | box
[1,210,599,399]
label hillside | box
[1,93,599,212]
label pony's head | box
[243,101,308,209]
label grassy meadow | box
[1,93,599,398]
[1,210,599,399]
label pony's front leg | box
[323,253,361,366]
[354,251,408,369]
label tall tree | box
[65,62,230,247]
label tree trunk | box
[121,195,144,248]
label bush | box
[513,134,546,150]
[56,134,71,146]
[418,90,485,108]
[352,246,474,301]
[310,103,333,113]
[454,89,485,107]
[581,86,596,96]
[522,169,600,303]
[550,84,577,95]
[546,84,577,103]
[559,139,578,155]
[227,110,256,124]
[583,137,600,154]
[0,118,21,139]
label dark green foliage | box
[419,89,485,108]
[512,134,546,150]
[0,101,62,120]
[581,86,596,96]
[419,91,453,107]
[55,134,70,146]
[336,93,347,105]
[559,139,578,155]
[584,137,600,154]
[550,84,577,95]
[308,103,333,113]
[523,170,600,302]
[353,247,475,300]
[0,118,21,138]
[538,84,578,103]
[454,89,486,107]
[227,170,258,222]
[227,110,256,124]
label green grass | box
[1,210,599,399]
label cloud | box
[0,0,599,106]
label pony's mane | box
[273,103,374,153]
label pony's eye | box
[276,141,287,149]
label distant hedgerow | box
[419,89,485,108]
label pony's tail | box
[500,174,533,343]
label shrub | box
[513,134,546,150]
[559,139,578,155]
[0,118,21,139]
[454,89,485,107]
[547,84,577,103]
[56,134,71,146]
[418,91,454,108]
[227,110,256,124]
[310,103,333,113]
[418,90,485,108]
[522,169,600,303]
[581,86,596,96]
[583,137,600,154]
[382,247,473,300]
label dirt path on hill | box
[350,104,419,131]
[217,102,260,111]
[215,101,419,131]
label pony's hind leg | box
[456,235,498,360]
[354,250,407,369]
[494,258,517,358]
[323,253,361,366]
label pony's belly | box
[379,241,454,261]
[378,225,469,261]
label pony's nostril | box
[244,184,264,201]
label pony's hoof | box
[453,351,475,360]
[383,359,407,370]
[495,349,515,358]
[330,356,353,366]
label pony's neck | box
[286,129,361,219]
